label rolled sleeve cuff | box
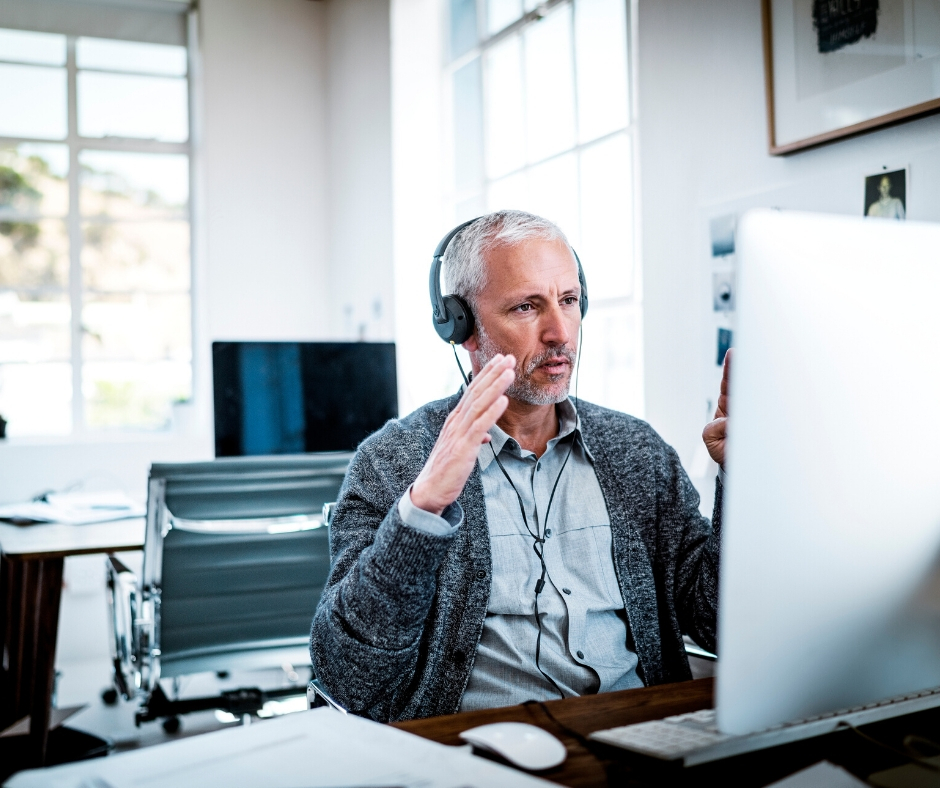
[398,486,463,536]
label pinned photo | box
[710,214,736,257]
[717,328,733,366]
[865,169,906,220]
[713,271,736,312]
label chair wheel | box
[162,716,181,734]
[101,687,119,705]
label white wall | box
[391,0,461,417]
[327,0,395,342]
[637,0,940,491]
[202,0,330,345]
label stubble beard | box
[475,322,576,405]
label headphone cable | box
[451,325,584,700]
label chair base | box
[135,682,307,727]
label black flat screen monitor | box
[212,341,398,457]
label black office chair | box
[106,453,351,731]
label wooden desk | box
[396,678,939,787]
[0,518,144,767]
[395,680,712,788]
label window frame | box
[443,0,640,304]
[0,30,194,437]
[442,0,645,416]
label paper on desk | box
[764,761,868,788]
[6,708,559,788]
[0,491,145,525]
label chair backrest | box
[136,453,351,689]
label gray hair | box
[442,210,571,308]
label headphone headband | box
[429,217,588,345]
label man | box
[311,210,728,722]
[867,175,905,220]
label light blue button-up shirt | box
[398,398,644,711]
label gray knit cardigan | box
[310,393,722,723]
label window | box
[444,0,643,416]
[0,28,191,436]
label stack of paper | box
[7,708,559,788]
[0,491,145,526]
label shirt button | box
[562,587,571,595]
[536,463,541,471]
[476,569,487,580]
[545,529,552,538]
[576,650,585,659]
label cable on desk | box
[837,720,940,773]
[522,699,629,783]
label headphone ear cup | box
[432,294,475,345]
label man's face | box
[880,177,891,198]
[466,237,582,406]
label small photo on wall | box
[710,214,736,256]
[864,169,906,220]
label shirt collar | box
[476,397,592,471]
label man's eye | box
[517,303,533,312]
[563,297,577,305]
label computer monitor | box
[212,341,398,457]
[717,209,940,735]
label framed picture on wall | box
[762,0,940,155]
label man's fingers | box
[470,394,509,439]
[457,369,513,434]
[455,362,514,429]
[703,416,727,443]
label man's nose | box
[541,303,571,346]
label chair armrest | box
[683,636,717,662]
[106,553,141,699]
[307,678,348,714]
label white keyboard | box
[589,686,940,767]
[590,709,732,761]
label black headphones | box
[429,217,589,345]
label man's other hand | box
[703,348,731,469]
[410,354,515,516]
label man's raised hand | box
[410,354,516,516]
[703,348,731,469]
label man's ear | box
[462,332,479,353]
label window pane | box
[484,36,524,179]
[0,28,66,66]
[576,0,629,143]
[487,171,526,212]
[525,152,579,247]
[80,151,188,219]
[78,72,188,142]
[579,132,632,298]
[82,221,189,292]
[450,0,479,59]
[84,360,190,430]
[453,58,484,192]
[0,144,69,217]
[0,362,71,435]
[83,293,190,363]
[488,0,522,34]
[0,290,70,362]
[576,300,642,415]
[524,5,575,163]
[0,219,68,289]
[76,38,187,76]
[0,64,67,139]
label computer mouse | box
[458,721,567,771]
